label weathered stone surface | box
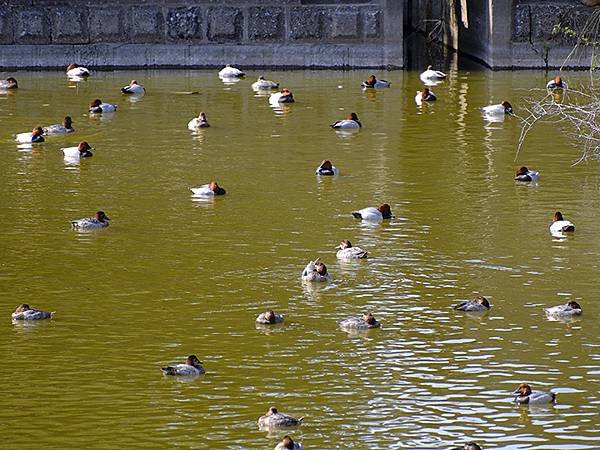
[16,9,51,44]
[248,7,284,41]
[331,7,360,39]
[207,7,242,42]
[363,8,381,38]
[290,7,326,40]
[129,6,164,43]
[513,4,590,44]
[167,7,203,40]
[51,7,88,44]
[0,8,13,44]
[89,7,122,42]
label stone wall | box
[0,0,404,69]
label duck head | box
[64,116,73,128]
[461,444,483,450]
[554,211,565,222]
[378,203,393,219]
[347,112,360,123]
[281,436,296,450]
[209,181,226,195]
[426,64,433,70]
[363,312,378,325]
[516,166,529,176]
[554,75,563,86]
[567,300,582,310]
[319,160,333,171]
[366,75,377,86]
[423,88,430,96]
[78,141,93,153]
[257,76,265,81]
[337,240,352,249]
[266,406,278,416]
[66,63,79,72]
[32,127,44,137]
[514,383,532,396]
[265,310,277,324]
[199,112,208,121]
[315,260,328,276]
[89,98,102,108]
[14,304,31,313]
[5,77,18,89]
[186,354,203,368]
[475,296,490,308]
[129,79,138,86]
[502,101,513,114]
[96,211,110,222]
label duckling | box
[274,435,304,450]
[252,76,279,90]
[66,63,90,78]
[336,240,367,259]
[415,88,437,106]
[258,407,304,428]
[514,166,539,182]
[218,64,245,78]
[330,112,361,129]
[315,160,339,176]
[121,80,145,95]
[546,75,568,90]
[352,204,393,222]
[188,112,210,130]
[43,116,74,135]
[420,65,447,81]
[15,127,45,143]
[361,75,391,89]
[63,141,94,159]
[71,211,110,229]
[550,211,575,235]
[161,355,205,376]
[256,310,285,325]
[453,296,491,312]
[89,99,117,114]
[301,258,331,282]
[339,312,380,330]
[544,300,582,318]
[513,383,556,405]
[481,101,513,116]
[0,76,18,90]
[269,89,295,105]
[190,181,226,196]
[11,304,54,320]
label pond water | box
[0,68,599,449]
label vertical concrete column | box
[489,0,514,68]
[383,0,404,68]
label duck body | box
[315,160,339,176]
[256,310,285,325]
[550,211,574,235]
[513,383,556,405]
[547,76,568,90]
[15,130,45,143]
[420,65,446,81]
[71,211,110,230]
[269,90,295,105]
[514,166,540,182]
[89,99,117,114]
[481,101,513,116]
[544,301,582,318]
[218,65,245,78]
[258,407,303,428]
[339,313,380,330]
[352,204,392,222]
[121,80,145,95]
[12,304,54,320]
[361,75,390,88]
[336,240,367,259]
[66,64,90,78]
[63,141,94,159]
[0,77,18,90]
[252,76,279,90]
[301,259,331,282]
[190,182,226,196]
[415,88,437,106]
[274,436,304,450]
[453,296,491,312]
[161,355,205,376]
[331,112,361,129]
[188,112,210,130]
[44,116,74,135]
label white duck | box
[121,80,145,95]
[161,355,205,376]
[44,116,74,135]
[63,141,94,159]
[188,112,210,130]
[0,77,18,90]
[252,76,279,90]
[420,65,446,82]
[269,89,295,105]
[190,181,226,196]
[89,98,117,113]
[274,436,304,450]
[336,240,368,259]
[481,101,513,116]
[66,63,90,78]
[352,204,393,222]
[550,211,575,236]
[513,383,556,405]
[12,304,54,320]
[544,301,582,319]
[15,127,45,143]
[315,160,339,176]
[330,112,361,129]
[547,75,568,90]
[301,258,331,282]
[218,64,245,78]
[361,75,391,89]
[415,88,437,106]
[514,166,540,182]
[71,211,110,229]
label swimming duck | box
[89,99,117,114]
[63,141,94,159]
[352,204,393,222]
[420,65,447,81]
[415,88,437,106]
[161,355,205,376]
[513,383,556,405]
[218,64,245,78]
[339,312,380,330]
[256,310,285,325]
[274,436,304,450]
[44,116,74,135]
[544,300,582,318]
[450,444,482,450]
[301,258,331,282]
[190,181,226,196]
[514,166,540,182]
[361,75,391,89]
[481,101,513,116]
[121,80,145,95]
[71,211,110,229]
[315,160,339,176]
[550,211,575,235]
[252,76,279,90]
[188,112,210,130]
[258,407,304,428]
[330,112,361,129]
[12,304,54,320]
[547,75,568,90]
[66,63,90,78]
[0,77,18,90]
[269,89,295,105]
[15,127,45,143]
[453,296,491,312]
[336,240,368,259]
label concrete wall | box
[0,0,404,69]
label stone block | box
[290,7,326,40]
[16,9,51,45]
[0,9,13,44]
[51,7,88,44]
[207,7,242,42]
[129,6,164,43]
[89,7,123,42]
[512,4,530,42]
[363,8,381,38]
[331,7,360,40]
[248,7,284,41]
[167,7,203,41]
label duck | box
[420,65,447,81]
[352,204,393,222]
[274,436,304,450]
[550,211,575,235]
[121,80,145,95]
[513,383,556,405]
[415,88,437,106]
[301,258,331,282]
[315,160,339,176]
[339,312,380,330]
[161,355,205,376]
[251,76,279,90]
[89,99,117,114]
[330,112,361,129]
[43,116,74,135]
[336,240,368,259]
[481,101,513,116]
[0,77,18,90]
[190,181,226,196]
[256,310,285,325]
[514,166,540,182]
[269,89,295,105]
[188,112,210,130]
[361,75,391,89]
[71,211,110,229]
[12,304,54,320]
[218,64,245,78]
[453,296,491,312]
[450,444,482,450]
[66,63,90,78]
[544,300,582,318]
[63,141,94,159]
[15,127,45,143]
[547,75,568,90]
[258,407,304,428]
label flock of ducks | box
[3,63,583,450]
